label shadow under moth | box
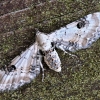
[0,12,100,92]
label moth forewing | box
[0,43,41,91]
[11,56,21,65]
[48,12,100,52]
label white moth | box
[0,12,100,92]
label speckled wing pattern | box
[49,12,100,52]
[0,42,41,92]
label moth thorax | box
[36,33,52,51]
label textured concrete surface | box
[0,0,100,99]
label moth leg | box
[58,45,77,57]
[37,51,45,82]
[39,61,45,82]
[65,51,77,57]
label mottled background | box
[0,0,100,99]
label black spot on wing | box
[77,21,85,29]
[11,65,16,70]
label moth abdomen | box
[44,48,61,72]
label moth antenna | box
[35,28,41,35]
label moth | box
[0,12,100,92]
